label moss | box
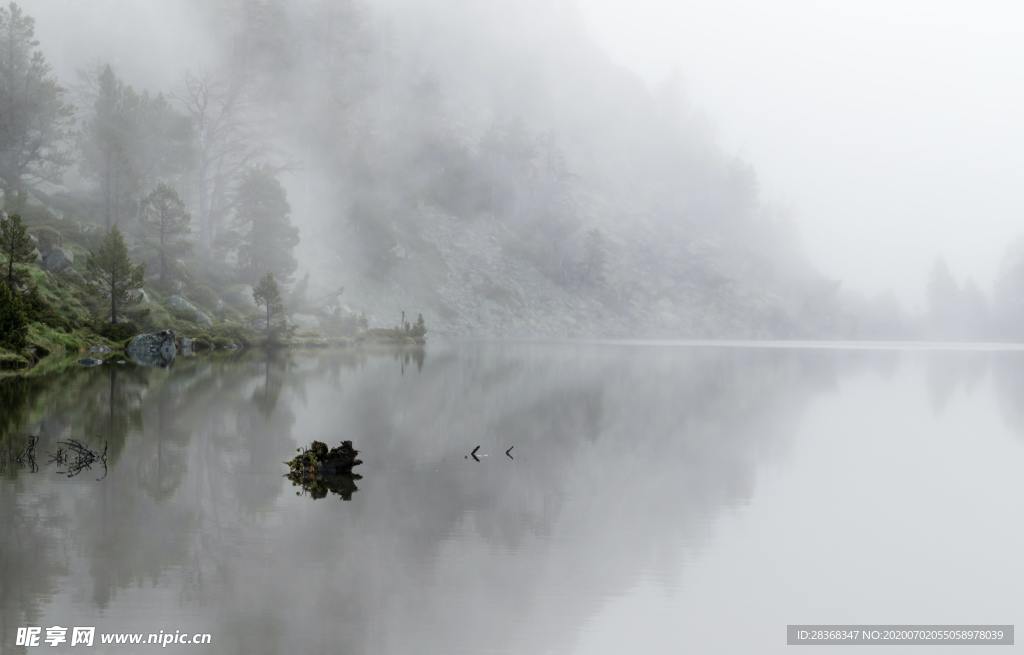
[0,349,30,370]
[23,267,92,328]
[26,323,115,357]
[208,322,254,347]
[211,336,238,350]
[362,328,425,345]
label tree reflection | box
[0,345,847,655]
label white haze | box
[22,0,1024,322]
[581,0,1024,310]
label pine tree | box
[412,313,426,338]
[82,65,192,230]
[0,212,34,287]
[85,227,145,324]
[232,166,299,283]
[140,183,191,287]
[0,3,73,190]
[0,279,26,349]
[82,65,133,229]
[253,272,283,333]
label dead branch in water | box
[50,439,108,480]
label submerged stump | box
[286,440,363,500]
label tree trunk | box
[110,272,117,324]
[104,149,113,231]
[159,219,166,286]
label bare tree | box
[177,72,262,258]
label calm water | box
[1,342,1023,654]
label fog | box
[581,0,1024,309]
[9,0,1024,339]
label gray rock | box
[78,358,104,367]
[167,294,213,327]
[89,344,112,354]
[126,330,177,367]
[42,247,73,272]
[32,227,61,254]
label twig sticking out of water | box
[50,439,108,480]
[13,435,39,473]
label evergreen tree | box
[139,183,191,287]
[0,2,73,191]
[232,166,299,283]
[252,272,283,333]
[0,278,26,349]
[81,65,136,229]
[85,227,144,324]
[81,65,192,230]
[412,313,426,338]
[0,212,33,287]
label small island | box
[286,440,364,501]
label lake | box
[1,342,1022,653]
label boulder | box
[78,358,104,367]
[167,294,213,327]
[88,344,112,354]
[126,330,177,367]
[32,227,61,254]
[42,247,73,272]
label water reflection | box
[0,344,1020,653]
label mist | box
[8,0,1024,339]
[4,4,1024,653]
[582,0,1024,310]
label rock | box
[167,295,213,327]
[88,344,112,354]
[125,329,176,367]
[286,440,364,501]
[78,358,104,367]
[42,247,73,272]
[32,227,61,254]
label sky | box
[577,0,1024,309]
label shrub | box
[96,321,138,342]
[20,284,69,330]
[0,283,28,350]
